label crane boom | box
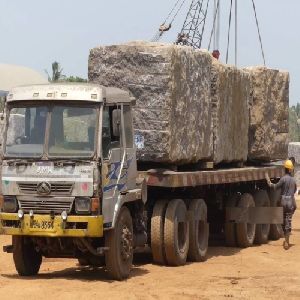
[176,0,210,48]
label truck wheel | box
[164,199,189,266]
[105,206,133,280]
[236,193,256,248]
[13,236,42,276]
[78,258,89,266]
[151,200,168,265]
[254,190,271,245]
[225,193,240,247]
[268,189,284,240]
[187,199,208,262]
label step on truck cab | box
[0,83,284,280]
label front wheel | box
[13,236,42,276]
[105,206,133,280]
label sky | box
[0,0,299,105]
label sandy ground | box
[0,203,300,300]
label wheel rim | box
[120,225,133,262]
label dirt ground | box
[0,202,300,300]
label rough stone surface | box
[211,60,250,163]
[89,41,213,164]
[244,67,289,161]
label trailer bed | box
[138,165,284,188]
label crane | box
[151,0,265,66]
[175,0,210,49]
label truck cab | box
[0,83,143,280]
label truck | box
[0,83,284,280]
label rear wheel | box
[254,190,271,245]
[13,236,42,276]
[164,199,189,266]
[77,258,89,266]
[151,200,168,265]
[187,199,208,262]
[105,206,133,280]
[268,189,284,240]
[225,193,240,247]
[236,193,256,248]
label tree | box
[45,62,87,83]
[289,105,300,142]
[45,61,64,82]
[65,76,87,83]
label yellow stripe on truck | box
[0,213,103,238]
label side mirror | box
[112,109,121,137]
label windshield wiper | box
[6,158,39,167]
[53,159,92,167]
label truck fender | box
[111,188,142,228]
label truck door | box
[101,104,136,225]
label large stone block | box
[89,41,213,164]
[211,60,250,163]
[244,67,289,161]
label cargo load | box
[244,67,289,161]
[89,42,213,164]
[211,60,250,163]
[89,42,289,165]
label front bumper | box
[0,213,103,238]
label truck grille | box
[17,196,74,214]
[18,182,73,195]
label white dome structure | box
[0,64,48,94]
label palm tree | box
[45,61,64,82]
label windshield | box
[49,106,97,157]
[5,106,47,157]
[4,104,98,158]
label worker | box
[212,50,220,60]
[266,160,297,250]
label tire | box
[13,236,42,276]
[254,190,271,245]
[268,189,284,240]
[225,193,240,247]
[236,193,256,248]
[105,206,133,280]
[151,200,168,265]
[164,199,189,266]
[78,258,89,266]
[187,199,209,262]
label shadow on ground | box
[1,262,150,282]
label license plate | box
[30,219,55,232]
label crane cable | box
[151,0,187,42]
[225,0,233,64]
[208,0,220,51]
[251,0,266,66]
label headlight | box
[75,197,91,215]
[3,196,18,213]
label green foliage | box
[45,61,64,82]
[65,76,87,83]
[289,105,300,142]
[45,62,87,83]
